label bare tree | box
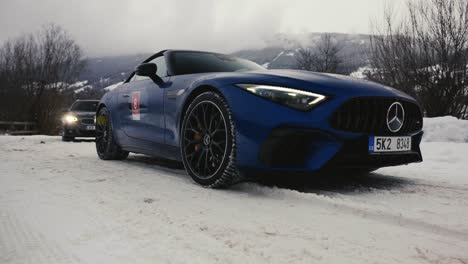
[0,24,85,133]
[369,0,468,118]
[296,34,343,73]
[296,47,315,71]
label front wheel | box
[95,107,129,160]
[180,92,242,188]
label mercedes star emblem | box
[387,102,405,133]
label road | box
[0,135,467,264]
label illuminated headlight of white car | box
[236,84,327,111]
[63,115,78,124]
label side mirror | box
[135,63,157,78]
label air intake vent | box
[81,118,94,125]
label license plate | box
[86,125,95,130]
[369,136,411,153]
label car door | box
[120,55,169,145]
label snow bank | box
[423,116,468,143]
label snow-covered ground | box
[1,119,468,263]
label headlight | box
[236,84,326,111]
[63,115,78,123]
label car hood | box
[199,69,415,101]
[68,111,95,117]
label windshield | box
[71,101,98,112]
[170,51,265,75]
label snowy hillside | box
[79,54,150,91]
[103,81,123,91]
[232,33,369,71]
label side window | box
[128,55,167,83]
[128,73,137,82]
[128,72,141,82]
[150,56,168,77]
[132,74,146,82]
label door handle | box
[122,94,130,98]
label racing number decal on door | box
[131,91,140,120]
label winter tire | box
[95,107,129,160]
[181,92,242,188]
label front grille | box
[81,118,94,125]
[330,97,423,135]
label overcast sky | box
[0,0,403,57]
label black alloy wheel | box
[181,92,242,188]
[95,107,129,160]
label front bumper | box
[63,123,95,137]
[323,133,423,169]
[259,127,423,170]
[218,85,423,173]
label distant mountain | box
[73,33,371,97]
[232,33,370,72]
[79,53,150,88]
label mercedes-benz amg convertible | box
[95,50,423,188]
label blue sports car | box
[95,50,423,188]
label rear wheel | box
[181,92,242,188]
[95,107,129,160]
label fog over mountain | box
[0,0,400,56]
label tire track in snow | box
[0,208,82,264]
[242,183,468,243]
[254,172,468,241]
[318,198,468,242]
[404,181,468,192]
[310,183,468,242]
